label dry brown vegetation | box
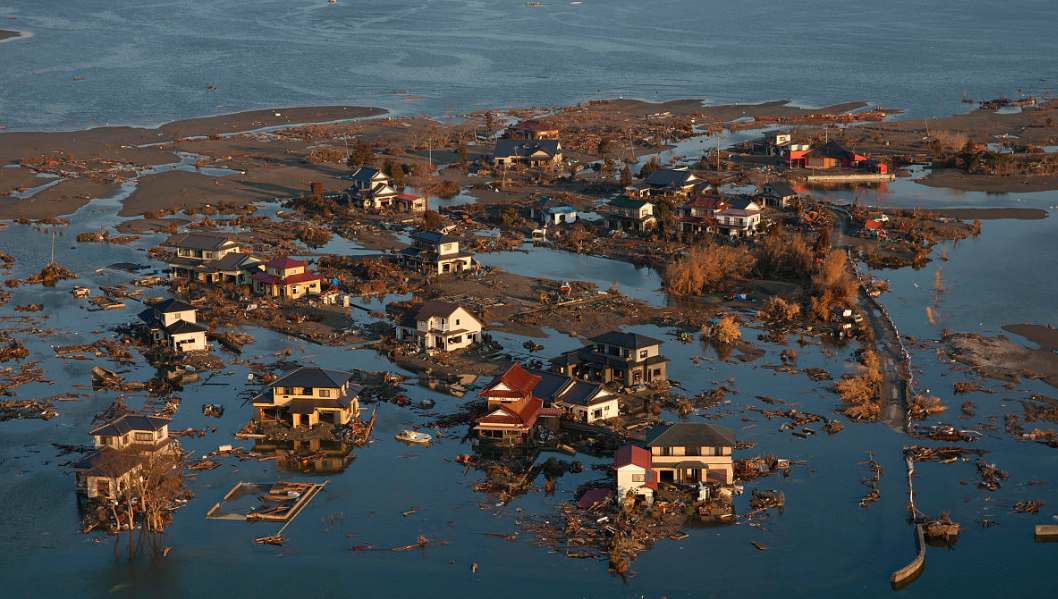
[664,243,754,295]
[758,296,801,324]
[754,233,814,280]
[810,250,858,320]
[703,315,741,345]
[909,395,948,420]
[833,350,882,421]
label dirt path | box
[831,207,910,433]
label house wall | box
[616,465,654,505]
[161,309,196,327]
[94,427,169,451]
[171,331,208,352]
[271,382,347,405]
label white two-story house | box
[138,298,209,352]
[396,300,482,351]
[397,231,478,275]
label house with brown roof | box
[251,367,362,428]
[251,256,323,299]
[678,195,727,234]
[396,300,482,351]
[511,119,559,140]
[72,415,175,500]
[164,233,261,285]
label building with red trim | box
[251,256,323,299]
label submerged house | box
[549,331,669,387]
[252,367,362,428]
[251,256,323,299]
[493,140,563,169]
[529,198,578,226]
[605,197,656,232]
[474,364,549,446]
[396,299,483,352]
[644,423,735,485]
[394,192,427,213]
[164,233,261,285]
[397,231,478,275]
[138,298,209,353]
[525,367,619,424]
[72,415,174,500]
[614,445,657,506]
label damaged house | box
[397,231,478,275]
[549,331,669,387]
[252,367,362,428]
[396,299,483,352]
[164,233,261,285]
[251,256,323,299]
[72,415,174,500]
[138,298,209,353]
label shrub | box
[663,243,755,295]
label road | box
[830,207,910,433]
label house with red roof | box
[474,363,547,446]
[394,192,427,213]
[251,256,323,299]
[614,445,657,506]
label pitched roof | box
[480,363,542,399]
[759,180,797,197]
[399,300,478,328]
[534,198,575,211]
[474,397,543,428]
[590,330,662,350]
[411,231,458,245]
[806,141,855,160]
[164,233,238,251]
[684,195,729,210]
[350,166,385,182]
[577,488,613,509]
[494,139,561,159]
[614,445,652,470]
[210,252,260,271]
[643,168,698,187]
[514,119,558,133]
[167,320,208,335]
[90,414,171,437]
[609,196,651,209]
[269,367,353,390]
[151,298,195,314]
[644,423,736,448]
[264,256,309,270]
[251,271,322,286]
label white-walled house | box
[530,198,578,226]
[397,300,482,351]
[615,445,657,506]
[714,198,762,238]
[138,298,209,352]
[645,423,735,485]
[73,415,175,500]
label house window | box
[455,319,460,326]
[122,434,130,444]
[135,432,153,442]
[686,446,701,456]
[632,474,645,482]
[449,335,462,344]
[639,350,648,359]
[302,387,313,396]
[660,447,672,457]
[592,409,602,419]
[319,389,330,398]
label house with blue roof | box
[529,198,578,226]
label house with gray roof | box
[73,415,176,500]
[252,367,362,428]
[493,140,563,169]
[163,232,260,285]
[645,422,735,485]
[755,180,798,208]
[396,300,482,352]
[138,298,209,352]
[549,330,669,387]
[639,168,701,196]
[524,367,619,423]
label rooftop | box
[645,423,736,448]
[590,330,662,349]
[165,233,238,251]
[269,367,353,390]
[90,414,172,438]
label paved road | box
[830,207,910,433]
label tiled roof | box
[645,423,736,448]
[164,233,238,251]
[614,445,652,469]
[590,330,662,350]
[264,256,308,269]
[90,415,171,437]
[269,367,353,390]
[480,363,542,398]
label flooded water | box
[3,0,1058,594]
[4,0,1058,131]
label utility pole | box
[50,228,55,265]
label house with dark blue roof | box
[549,330,669,387]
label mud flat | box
[947,332,1058,389]
[1002,323,1058,352]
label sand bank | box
[933,207,1049,220]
